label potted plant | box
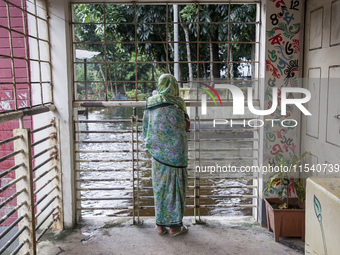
[264,151,310,242]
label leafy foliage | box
[267,151,310,204]
[73,3,257,99]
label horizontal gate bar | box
[0,175,25,194]
[0,104,55,124]
[0,215,24,240]
[77,178,153,182]
[0,226,27,255]
[0,135,22,147]
[34,176,58,195]
[32,146,56,160]
[0,149,23,163]
[189,185,257,189]
[188,138,258,142]
[198,129,258,133]
[188,176,257,180]
[31,134,55,147]
[74,119,138,123]
[77,194,256,201]
[36,214,59,242]
[30,123,54,134]
[76,159,149,163]
[75,148,257,153]
[0,201,26,225]
[73,100,260,108]
[77,207,130,210]
[75,130,141,134]
[75,140,138,144]
[188,157,257,161]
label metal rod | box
[188,157,257,160]
[32,155,56,172]
[10,240,27,255]
[77,187,133,191]
[6,0,18,110]
[75,130,141,133]
[0,150,23,163]
[34,176,58,195]
[0,188,25,209]
[77,207,130,211]
[188,138,257,142]
[72,21,259,26]
[75,168,150,172]
[75,159,148,163]
[77,197,132,201]
[0,135,22,147]
[190,185,257,189]
[33,165,56,183]
[0,215,25,240]
[32,146,57,160]
[31,134,55,147]
[35,206,58,231]
[0,163,24,179]
[75,149,140,153]
[36,214,59,242]
[30,123,54,134]
[0,202,26,225]
[0,176,25,194]
[34,186,57,207]
[0,104,55,124]
[75,140,139,144]
[74,119,133,123]
[35,196,57,219]
[0,226,27,255]
[4,0,48,22]
[76,178,151,182]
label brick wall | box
[0,0,33,226]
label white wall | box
[40,0,75,228]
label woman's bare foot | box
[156,225,166,234]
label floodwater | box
[77,107,255,217]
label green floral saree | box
[142,74,188,227]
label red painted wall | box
[0,0,33,226]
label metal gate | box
[74,105,259,224]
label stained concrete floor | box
[37,216,304,255]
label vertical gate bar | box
[193,91,198,223]
[74,116,81,223]
[197,115,201,222]
[34,0,44,105]
[45,0,53,104]
[21,0,32,108]
[131,109,136,224]
[194,3,200,223]
[165,3,169,73]
[228,3,231,80]
[103,3,108,101]
[6,1,18,110]
[134,3,138,100]
[14,128,37,255]
[51,118,63,230]
[136,115,140,223]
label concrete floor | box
[37,216,304,255]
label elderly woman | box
[143,74,190,237]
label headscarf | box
[143,74,188,168]
[146,74,187,114]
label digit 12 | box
[290,0,299,11]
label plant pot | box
[264,197,305,242]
